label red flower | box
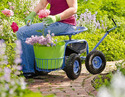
[11,22,19,33]
[38,9,50,19]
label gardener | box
[17,0,77,78]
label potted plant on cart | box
[25,33,65,71]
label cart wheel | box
[65,53,81,80]
[85,50,106,74]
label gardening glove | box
[25,11,36,26]
[43,15,61,26]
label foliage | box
[115,60,125,75]
[22,90,55,97]
[0,0,125,96]
[91,73,112,90]
[5,43,16,65]
[78,0,125,17]
[77,0,125,39]
[0,0,125,60]
[92,59,125,90]
[76,0,125,61]
[0,0,40,42]
[0,40,26,97]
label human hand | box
[43,15,61,26]
[25,11,36,26]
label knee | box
[16,30,21,39]
[16,26,26,39]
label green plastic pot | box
[33,42,65,69]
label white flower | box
[97,71,125,97]
[97,87,112,97]
[19,78,27,90]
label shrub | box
[0,39,26,97]
[92,59,125,90]
[0,0,125,61]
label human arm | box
[33,0,48,14]
[25,0,48,24]
[58,0,77,20]
[43,0,77,25]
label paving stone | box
[27,61,118,97]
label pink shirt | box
[47,0,76,25]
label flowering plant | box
[1,8,19,43]
[76,9,107,33]
[1,8,14,17]
[0,40,27,97]
[25,33,56,47]
[11,22,19,33]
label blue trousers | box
[16,22,75,73]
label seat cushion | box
[55,26,88,36]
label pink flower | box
[38,9,50,19]
[10,6,15,10]
[51,33,55,36]
[8,2,12,6]
[1,9,14,17]
[11,22,19,33]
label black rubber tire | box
[65,53,81,80]
[35,70,48,75]
[85,50,106,74]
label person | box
[16,0,77,78]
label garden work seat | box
[55,26,88,40]
[55,26,88,55]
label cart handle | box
[92,18,117,51]
[107,18,117,33]
[112,18,117,26]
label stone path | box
[27,60,121,97]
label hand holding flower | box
[37,9,50,19]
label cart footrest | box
[65,41,87,56]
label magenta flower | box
[11,22,19,33]
[37,9,50,19]
[1,8,14,17]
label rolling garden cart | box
[33,18,117,80]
